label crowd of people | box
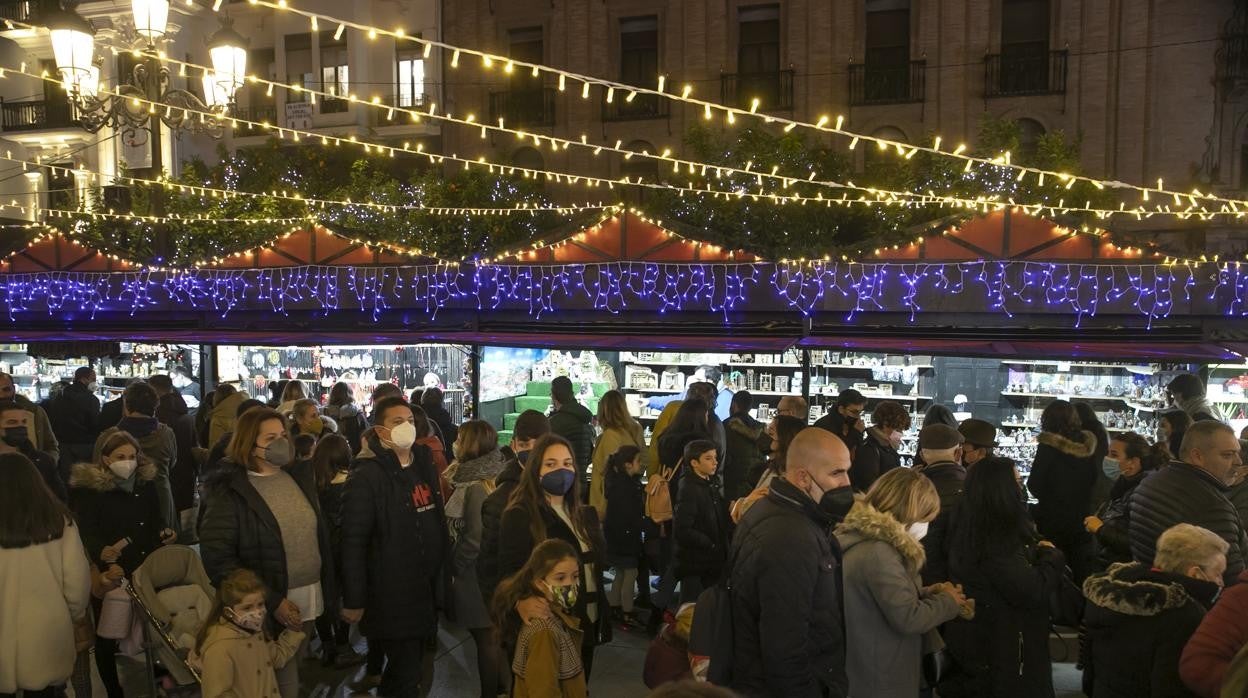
[4,366,1248,698]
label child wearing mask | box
[493,539,588,698]
[196,568,306,698]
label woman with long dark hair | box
[943,457,1067,698]
[199,408,336,698]
[498,434,608,677]
[310,433,361,668]
[0,452,91,698]
[323,382,367,455]
[1083,432,1169,570]
[1027,400,1098,581]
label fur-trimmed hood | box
[835,500,926,574]
[445,448,507,486]
[1082,562,1215,617]
[69,460,158,491]
[1037,430,1097,459]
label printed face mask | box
[226,606,266,633]
[540,469,576,496]
[107,459,138,480]
[545,581,578,611]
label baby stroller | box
[125,545,214,695]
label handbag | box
[97,585,134,640]
[921,627,952,686]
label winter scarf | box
[118,415,160,439]
[444,449,507,520]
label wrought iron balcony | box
[849,60,927,105]
[720,69,795,111]
[230,104,278,136]
[368,94,433,126]
[1218,34,1248,84]
[0,0,47,25]
[985,49,1068,97]
[603,92,669,121]
[0,98,80,132]
[489,88,556,128]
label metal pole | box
[146,51,169,265]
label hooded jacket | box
[603,467,645,561]
[1180,570,1248,698]
[68,460,164,574]
[155,391,188,427]
[836,502,961,698]
[723,413,765,501]
[199,458,338,626]
[96,420,178,534]
[322,402,367,454]
[728,478,848,698]
[549,401,595,471]
[1081,562,1213,698]
[1129,461,1248,586]
[1027,430,1098,549]
[673,471,731,579]
[198,621,305,698]
[340,438,452,638]
[589,420,647,517]
[477,450,524,607]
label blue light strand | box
[0,261,1237,325]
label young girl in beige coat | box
[195,568,305,698]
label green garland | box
[48,116,1110,265]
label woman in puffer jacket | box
[1027,400,1098,582]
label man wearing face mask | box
[850,400,911,492]
[957,419,997,469]
[728,427,852,698]
[0,399,65,500]
[914,424,967,586]
[0,371,60,465]
[813,389,869,457]
[341,396,453,697]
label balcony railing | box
[0,0,46,24]
[230,104,278,136]
[985,49,1068,97]
[320,97,349,114]
[1219,35,1248,83]
[720,69,795,111]
[848,60,926,105]
[364,94,433,126]
[603,92,669,121]
[0,98,80,132]
[489,88,556,128]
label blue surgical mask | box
[1102,457,1121,479]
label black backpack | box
[688,545,738,684]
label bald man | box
[775,395,808,421]
[727,428,852,697]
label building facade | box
[441,0,1239,204]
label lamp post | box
[48,0,247,263]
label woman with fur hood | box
[835,467,969,698]
[69,430,175,698]
[1027,400,1099,582]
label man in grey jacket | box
[0,371,60,464]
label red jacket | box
[1181,570,1248,697]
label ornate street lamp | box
[48,0,247,261]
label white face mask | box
[108,459,138,480]
[907,521,930,541]
[388,422,417,450]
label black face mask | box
[818,486,855,522]
[1,426,28,448]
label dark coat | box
[549,402,595,471]
[323,403,367,455]
[49,382,99,445]
[1092,472,1147,569]
[68,461,164,574]
[98,398,123,436]
[199,458,338,621]
[673,472,731,579]
[477,453,523,607]
[942,530,1066,698]
[603,468,644,563]
[1081,562,1212,698]
[813,409,866,455]
[1027,430,1098,551]
[423,403,459,451]
[14,443,66,502]
[155,392,188,429]
[498,500,610,645]
[1129,461,1248,585]
[168,411,199,513]
[850,427,902,493]
[914,459,966,586]
[340,440,451,639]
[95,421,178,535]
[728,478,847,698]
[723,414,765,501]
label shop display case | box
[1205,362,1248,436]
[0,343,202,406]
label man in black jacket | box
[729,428,852,698]
[914,423,967,585]
[341,396,452,697]
[813,389,868,456]
[419,386,459,450]
[1129,420,1248,585]
[477,410,550,606]
[0,400,65,500]
[723,391,765,501]
[49,366,100,475]
[549,376,595,483]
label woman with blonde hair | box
[588,390,647,516]
[835,467,969,698]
